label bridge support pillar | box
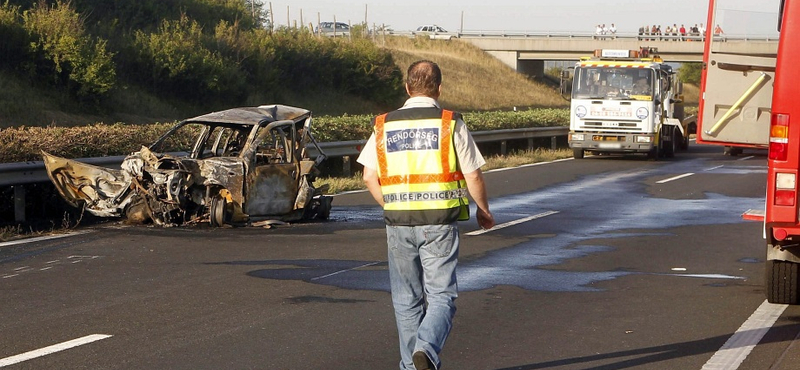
[518,60,545,80]
[485,51,544,79]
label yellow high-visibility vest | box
[375,108,469,225]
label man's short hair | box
[406,60,441,97]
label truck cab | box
[569,48,689,159]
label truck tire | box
[647,145,659,160]
[664,128,676,158]
[572,148,584,159]
[724,146,743,156]
[766,260,800,304]
[679,132,689,151]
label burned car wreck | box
[42,105,332,227]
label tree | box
[678,63,702,84]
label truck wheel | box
[766,260,800,304]
[679,132,689,151]
[664,130,676,158]
[572,148,584,159]
[647,144,659,160]
[210,195,229,227]
[724,146,743,156]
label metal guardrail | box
[1,126,567,222]
[1,126,567,187]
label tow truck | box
[569,48,696,159]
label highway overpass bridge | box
[458,33,778,79]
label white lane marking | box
[466,210,559,236]
[2,274,18,279]
[656,173,695,184]
[738,156,755,161]
[486,158,574,173]
[705,165,725,171]
[701,300,787,370]
[0,231,92,247]
[311,261,382,281]
[665,273,745,280]
[0,334,112,367]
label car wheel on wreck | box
[210,195,230,227]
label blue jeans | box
[386,223,459,370]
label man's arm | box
[463,169,495,230]
[362,166,385,207]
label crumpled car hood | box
[42,151,135,217]
[42,148,244,219]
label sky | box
[267,0,780,36]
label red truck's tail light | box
[775,172,797,206]
[769,113,790,161]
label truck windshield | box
[572,67,654,100]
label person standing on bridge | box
[358,60,495,370]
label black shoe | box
[413,351,434,370]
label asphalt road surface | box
[3,143,799,370]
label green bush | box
[679,63,702,84]
[0,2,29,68]
[134,15,246,104]
[21,0,116,98]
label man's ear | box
[405,83,412,97]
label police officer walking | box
[358,60,495,370]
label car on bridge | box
[316,22,350,37]
[414,25,456,40]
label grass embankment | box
[381,37,568,111]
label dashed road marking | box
[0,231,92,248]
[0,334,112,367]
[466,210,559,236]
[656,173,695,184]
[311,261,383,281]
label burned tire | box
[316,196,332,220]
[572,148,584,159]
[766,260,800,304]
[210,195,229,227]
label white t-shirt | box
[356,96,486,174]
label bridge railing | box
[386,29,777,42]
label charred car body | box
[43,105,332,227]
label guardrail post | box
[551,136,557,150]
[500,140,507,155]
[527,138,534,150]
[342,156,351,177]
[14,185,25,223]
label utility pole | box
[460,11,464,34]
[269,2,274,31]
